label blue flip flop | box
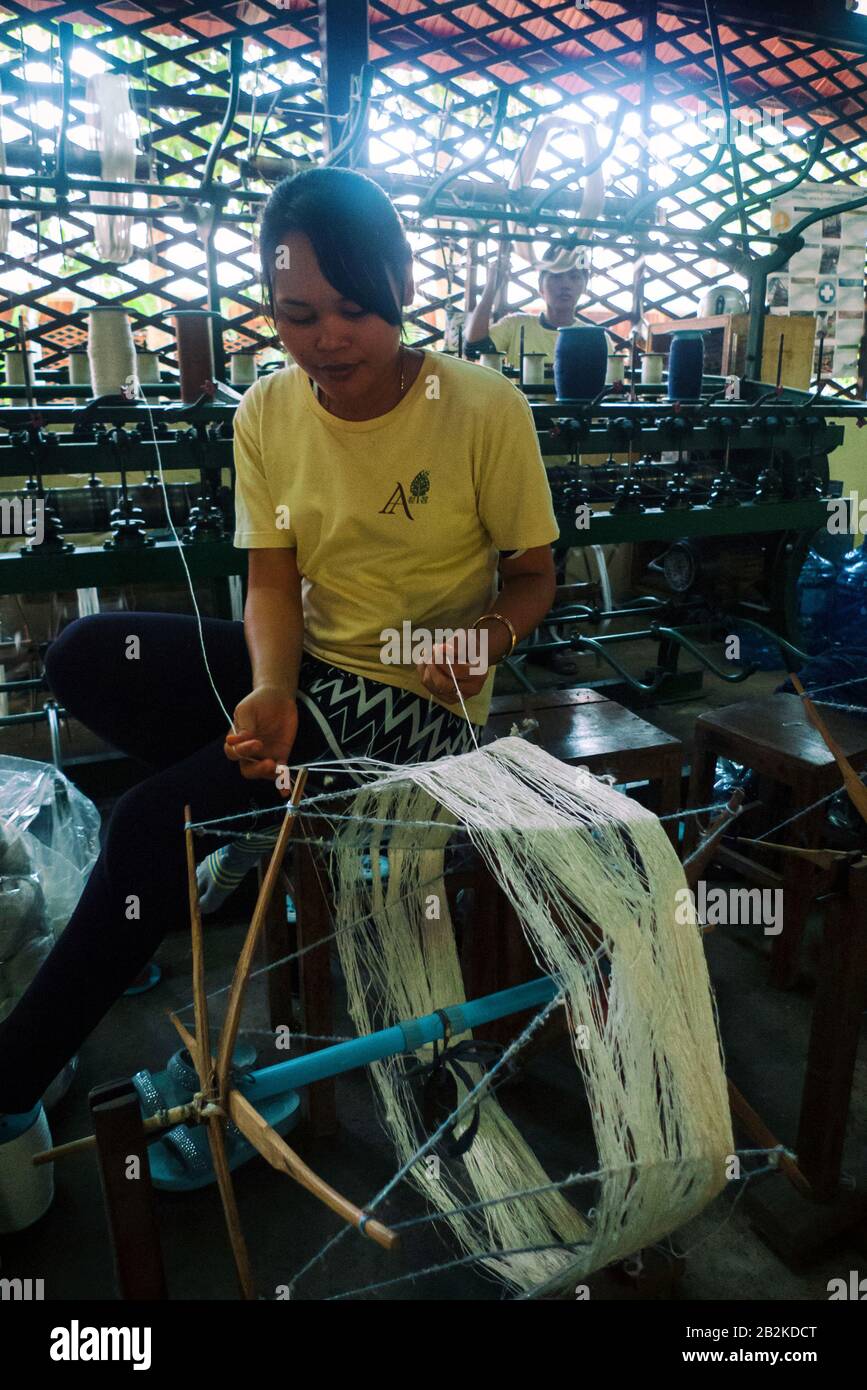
[361,852,389,882]
[132,1041,300,1192]
[124,962,162,996]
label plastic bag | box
[0,761,100,945]
[713,756,756,803]
[0,757,99,1114]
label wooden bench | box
[482,688,683,846]
[684,692,867,987]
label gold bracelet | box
[472,611,518,658]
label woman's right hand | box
[224,685,298,784]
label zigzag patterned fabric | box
[297,659,478,769]
[197,655,476,911]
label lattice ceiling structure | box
[0,0,866,392]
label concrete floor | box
[2,642,866,1301]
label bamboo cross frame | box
[214,770,308,1103]
[169,1012,395,1253]
[180,799,256,1299]
[36,772,396,1298]
[175,771,397,1298]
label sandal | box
[131,1041,300,1192]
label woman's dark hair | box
[260,167,412,326]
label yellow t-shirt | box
[489,313,558,366]
[232,350,559,726]
[488,315,611,369]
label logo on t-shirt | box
[410,470,430,504]
[379,471,431,518]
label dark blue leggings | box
[0,613,475,1112]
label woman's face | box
[541,266,586,318]
[270,232,403,408]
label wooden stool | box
[482,688,684,846]
[742,857,867,1263]
[684,692,867,987]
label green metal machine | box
[0,371,859,732]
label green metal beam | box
[0,538,247,597]
[0,497,829,599]
[320,0,369,163]
[663,1,867,54]
[558,498,830,547]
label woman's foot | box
[196,829,281,915]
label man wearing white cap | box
[465,244,589,366]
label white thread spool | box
[641,352,664,386]
[136,351,160,384]
[522,353,546,386]
[87,306,136,398]
[229,353,257,387]
[480,351,505,372]
[4,350,38,386]
[0,1107,54,1233]
[67,350,91,388]
[606,353,625,385]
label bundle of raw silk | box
[327,736,733,1297]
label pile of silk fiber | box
[329,737,733,1297]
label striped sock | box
[196,827,281,914]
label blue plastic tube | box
[244,975,560,1103]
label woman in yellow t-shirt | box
[0,169,559,1189]
[225,166,559,780]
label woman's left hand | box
[416,636,488,704]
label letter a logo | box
[379,482,414,519]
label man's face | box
[541,266,586,317]
[270,232,405,408]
